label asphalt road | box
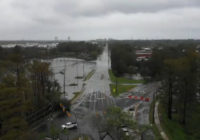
[72,44,112,110]
[116,82,160,125]
[51,45,113,140]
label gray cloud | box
[0,0,200,40]
[54,0,200,16]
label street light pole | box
[76,60,78,84]
[83,62,85,78]
[63,61,66,96]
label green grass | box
[70,91,82,103]
[110,84,136,97]
[84,69,95,81]
[158,103,189,140]
[108,69,145,84]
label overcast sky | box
[0,0,200,40]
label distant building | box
[136,48,152,61]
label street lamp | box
[59,61,67,97]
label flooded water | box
[50,45,111,100]
[50,58,96,99]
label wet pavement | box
[49,45,113,140]
[116,82,160,125]
[71,45,111,110]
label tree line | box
[0,41,103,139]
[109,43,137,76]
[0,46,62,140]
[153,48,200,139]
[0,41,103,61]
[51,41,103,60]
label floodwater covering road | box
[50,58,96,99]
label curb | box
[154,101,169,140]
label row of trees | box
[0,46,62,140]
[0,41,102,139]
[51,41,103,60]
[108,40,200,77]
[0,41,103,61]
[109,43,137,76]
[142,45,200,139]
[160,50,200,139]
[0,45,49,60]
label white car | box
[61,122,77,129]
[121,127,128,132]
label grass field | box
[108,69,143,97]
[110,84,136,97]
[108,69,144,84]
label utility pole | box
[108,47,109,68]
[76,60,78,84]
[83,62,85,78]
[63,61,66,96]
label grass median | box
[110,84,136,97]
[109,69,144,84]
[84,69,95,81]
[109,69,143,97]
[70,91,82,103]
